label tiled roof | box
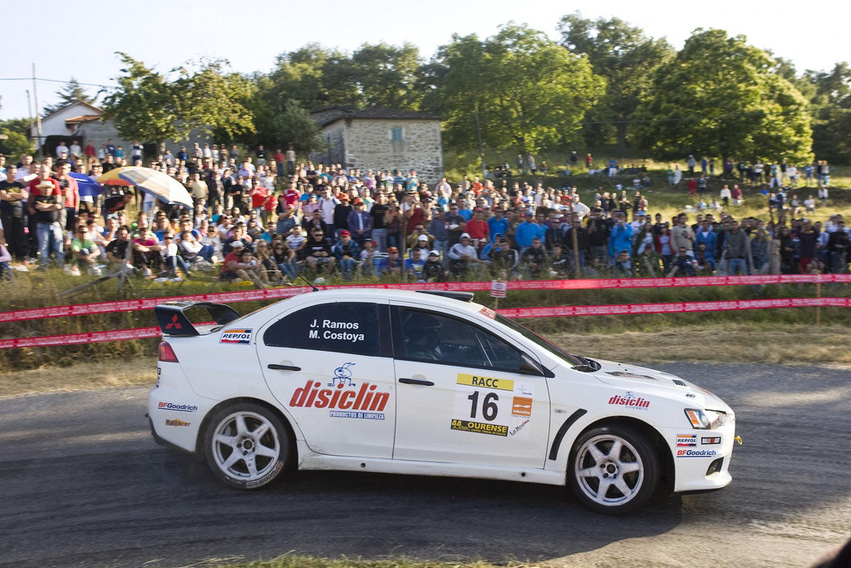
[65,115,102,124]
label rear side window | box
[264,302,382,357]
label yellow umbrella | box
[97,166,193,208]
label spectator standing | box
[28,165,64,269]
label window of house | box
[390,128,404,142]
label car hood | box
[589,358,732,413]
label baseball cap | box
[340,230,351,237]
[460,232,471,239]
[429,250,440,257]
[388,247,398,253]
[230,240,245,248]
[418,234,428,241]
[353,199,363,205]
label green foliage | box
[558,12,674,151]
[0,118,34,158]
[42,77,98,115]
[260,42,425,113]
[805,62,851,164]
[269,100,325,156]
[430,23,605,157]
[102,53,254,151]
[631,29,813,163]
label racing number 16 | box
[468,391,499,421]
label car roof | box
[290,288,484,312]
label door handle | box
[268,364,301,371]
[399,378,434,386]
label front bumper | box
[663,417,737,493]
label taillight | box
[158,341,179,363]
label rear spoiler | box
[155,302,241,336]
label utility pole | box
[26,90,34,148]
[32,64,43,158]
[474,103,486,179]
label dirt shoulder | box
[1,324,847,398]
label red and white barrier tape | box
[1,297,848,349]
[2,274,849,324]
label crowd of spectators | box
[0,142,847,285]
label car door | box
[391,305,550,468]
[258,301,396,458]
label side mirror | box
[519,353,553,378]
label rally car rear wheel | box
[568,425,659,515]
[204,403,289,489]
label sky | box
[2,0,849,121]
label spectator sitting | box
[70,225,101,276]
[405,248,426,281]
[635,243,662,277]
[132,226,165,277]
[694,242,716,274]
[422,249,448,282]
[105,225,133,270]
[254,239,283,285]
[378,246,403,277]
[612,249,633,278]
[302,227,336,275]
[489,238,519,279]
[219,242,269,288]
[332,230,361,281]
[668,246,697,277]
[520,237,548,278]
[448,233,483,278]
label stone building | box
[309,107,443,184]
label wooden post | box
[816,280,821,326]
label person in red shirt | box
[464,207,490,250]
[53,159,79,232]
[250,184,268,220]
[132,226,165,277]
[84,142,96,160]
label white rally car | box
[149,289,737,515]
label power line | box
[0,77,112,88]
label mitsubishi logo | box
[165,314,182,330]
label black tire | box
[203,402,289,489]
[568,424,660,515]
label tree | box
[42,78,98,115]
[0,118,34,158]
[102,53,254,153]
[430,24,605,158]
[270,100,325,156]
[558,13,673,152]
[351,42,424,109]
[805,62,851,163]
[631,29,812,164]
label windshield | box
[495,314,584,367]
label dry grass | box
[552,324,851,367]
[0,357,156,398]
[1,324,848,399]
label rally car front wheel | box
[568,425,660,515]
[204,403,289,489]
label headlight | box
[684,408,727,429]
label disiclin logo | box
[158,402,198,413]
[702,436,722,445]
[608,392,650,409]
[289,380,389,412]
[221,329,252,344]
[677,434,697,447]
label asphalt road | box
[0,363,849,568]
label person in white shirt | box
[69,140,82,158]
[55,141,69,158]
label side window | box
[390,127,404,142]
[264,302,381,357]
[398,309,523,372]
